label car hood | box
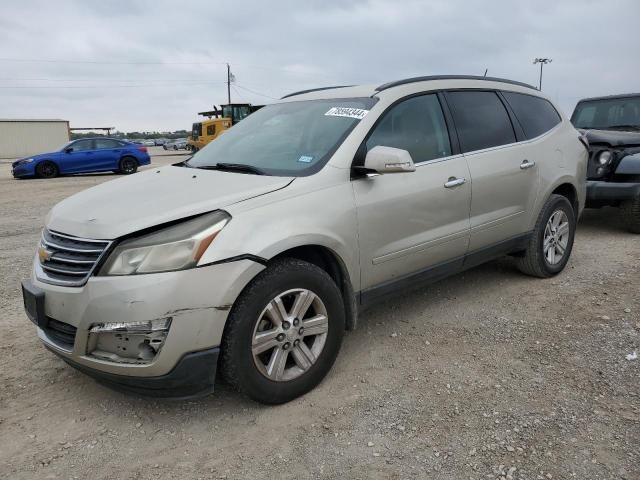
[46,165,294,239]
[581,128,640,147]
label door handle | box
[444,177,466,188]
[520,159,535,170]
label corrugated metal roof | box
[0,118,68,123]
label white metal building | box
[0,119,70,159]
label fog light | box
[87,318,171,364]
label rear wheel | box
[119,156,138,174]
[35,161,59,179]
[221,258,345,404]
[621,195,640,234]
[516,194,576,278]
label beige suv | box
[22,76,587,404]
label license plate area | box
[21,280,47,328]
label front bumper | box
[48,345,220,398]
[12,164,34,178]
[586,180,640,206]
[24,258,264,395]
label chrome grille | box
[36,229,112,286]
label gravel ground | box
[1,147,638,480]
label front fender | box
[615,152,640,175]
[198,181,361,290]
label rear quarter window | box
[503,92,562,139]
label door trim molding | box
[372,229,469,265]
[358,232,532,310]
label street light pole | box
[533,58,552,90]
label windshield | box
[572,96,640,130]
[187,98,377,176]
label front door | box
[352,94,471,294]
[63,139,96,173]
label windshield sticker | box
[325,107,369,120]
[298,155,313,163]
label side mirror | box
[363,146,416,174]
[64,147,73,153]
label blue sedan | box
[11,137,151,179]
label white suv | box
[22,76,587,404]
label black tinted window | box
[503,92,561,139]
[446,91,516,153]
[366,94,451,163]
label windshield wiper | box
[194,163,266,175]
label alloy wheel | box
[251,288,328,382]
[543,210,570,265]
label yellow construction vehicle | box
[187,103,263,152]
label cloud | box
[0,0,638,131]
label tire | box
[173,145,178,151]
[118,156,138,174]
[221,258,345,404]
[621,195,640,234]
[35,161,59,179]
[516,194,576,278]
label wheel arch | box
[120,154,139,165]
[270,244,358,331]
[551,182,579,215]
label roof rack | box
[375,75,537,92]
[281,85,354,99]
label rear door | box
[94,138,124,170]
[352,93,471,295]
[444,90,539,252]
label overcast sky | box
[1,0,638,132]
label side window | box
[503,92,561,139]
[206,124,216,136]
[95,139,119,149]
[72,140,93,151]
[446,91,516,153]
[366,94,451,163]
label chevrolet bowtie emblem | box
[38,246,53,263]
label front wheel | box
[221,258,345,404]
[516,194,576,278]
[35,161,59,179]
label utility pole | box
[533,58,552,90]
[226,63,231,104]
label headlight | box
[17,158,34,165]
[597,150,612,165]
[100,210,230,275]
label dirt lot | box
[1,147,638,480]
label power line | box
[0,57,228,65]
[231,85,243,102]
[0,82,221,89]
[234,83,278,100]
[0,77,228,83]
